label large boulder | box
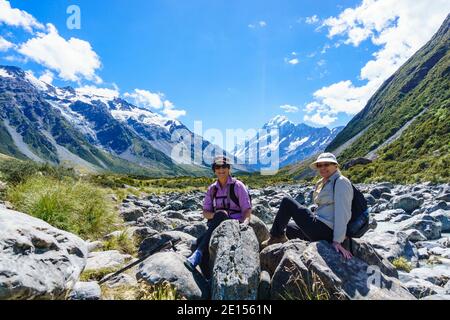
[399,214,442,240]
[249,215,270,248]
[270,250,310,300]
[209,220,260,300]
[430,210,450,232]
[0,208,88,300]
[300,241,415,300]
[392,195,423,213]
[136,251,209,300]
[362,231,418,262]
[260,239,309,276]
[349,239,398,278]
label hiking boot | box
[261,234,288,249]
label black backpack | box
[211,179,252,214]
[333,179,370,238]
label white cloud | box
[0,0,44,32]
[124,89,164,109]
[305,15,319,25]
[76,85,120,100]
[304,112,337,127]
[287,58,299,65]
[38,70,54,84]
[124,89,186,120]
[280,104,299,113]
[0,36,14,51]
[304,0,450,126]
[249,21,267,29]
[17,23,102,83]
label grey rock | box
[430,209,450,232]
[380,193,393,201]
[260,239,309,276]
[249,215,270,248]
[68,282,101,300]
[420,294,450,300]
[175,222,208,239]
[0,208,88,300]
[102,273,138,288]
[403,278,445,299]
[398,230,427,243]
[400,214,441,240]
[209,220,260,300]
[138,231,195,259]
[85,250,132,272]
[270,250,310,300]
[362,231,418,262]
[349,239,398,278]
[120,205,144,222]
[258,271,271,300]
[364,194,376,206]
[252,204,274,224]
[130,227,158,242]
[300,241,415,300]
[136,251,209,300]
[392,195,423,213]
[409,266,450,286]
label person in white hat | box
[262,152,354,259]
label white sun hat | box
[309,152,339,170]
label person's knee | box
[213,210,228,222]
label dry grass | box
[101,281,185,300]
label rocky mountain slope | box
[323,14,449,182]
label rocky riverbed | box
[1,181,450,300]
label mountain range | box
[0,66,342,176]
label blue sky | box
[1,0,449,136]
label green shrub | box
[7,176,118,239]
[0,159,76,185]
[392,257,412,273]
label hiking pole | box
[98,238,181,285]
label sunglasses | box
[316,163,334,168]
[214,164,230,170]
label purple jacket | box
[203,176,252,221]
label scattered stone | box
[68,282,102,300]
[0,208,88,300]
[85,250,132,272]
[392,195,423,213]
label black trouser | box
[271,197,333,242]
[195,210,230,279]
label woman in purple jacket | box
[185,156,252,276]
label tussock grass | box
[281,270,334,300]
[101,281,185,300]
[7,176,119,239]
[103,231,137,256]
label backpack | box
[333,178,370,238]
[211,178,252,214]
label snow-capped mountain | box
[234,115,344,169]
[0,65,237,176]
